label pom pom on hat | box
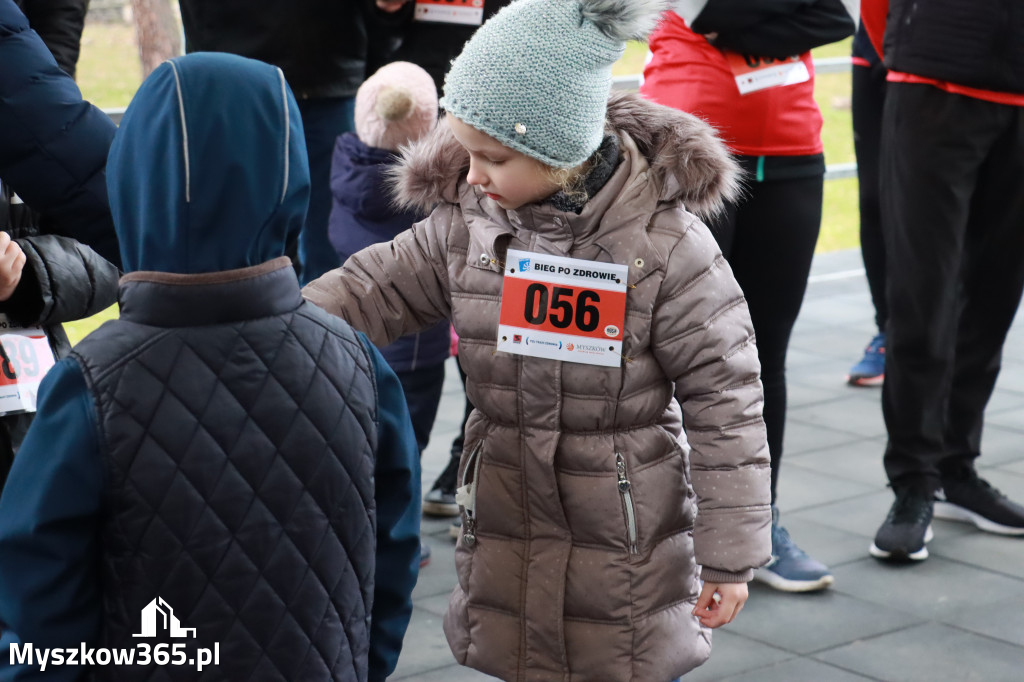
[356,61,438,152]
[441,0,668,168]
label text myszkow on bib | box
[496,250,628,367]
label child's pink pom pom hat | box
[354,61,438,152]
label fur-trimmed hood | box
[388,91,740,218]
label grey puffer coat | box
[304,92,772,682]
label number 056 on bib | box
[496,249,629,367]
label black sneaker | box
[423,454,460,518]
[870,487,935,562]
[935,471,1024,536]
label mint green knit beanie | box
[441,0,667,169]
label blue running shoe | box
[847,332,885,386]
[754,507,834,592]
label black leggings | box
[853,60,889,332]
[707,173,824,502]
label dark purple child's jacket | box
[328,132,449,372]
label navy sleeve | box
[0,358,104,681]
[0,0,120,267]
[359,334,421,682]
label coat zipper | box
[455,442,483,547]
[616,453,639,555]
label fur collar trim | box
[387,92,740,218]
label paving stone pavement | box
[394,248,1024,682]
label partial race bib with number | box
[0,314,57,415]
[414,0,484,25]
[723,51,810,95]
[497,250,628,367]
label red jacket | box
[641,11,823,157]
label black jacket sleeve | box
[13,0,88,78]
[692,0,855,58]
[1,233,119,327]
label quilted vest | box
[72,261,379,681]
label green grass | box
[77,20,141,108]
[63,304,119,346]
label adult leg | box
[296,96,355,285]
[852,60,889,333]
[880,84,997,492]
[932,104,1024,535]
[726,176,823,502]
[715,171,830,591]
[872,84,998,561]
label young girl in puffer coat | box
[304,1,772,679]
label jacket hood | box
[107,53,310,273]
[389,91,740,218]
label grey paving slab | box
[814,622,1024,682]
[787,376,847,409]
[774,463,877,512]
[987,406,1024,435]
[784,438,889,488]
[680,630,795,682]
[716,657,877,682]
[391,605,488,680]
[828,556,1024,620]
[729,586,923,655]
[787,395,888,440]
[944,595,1024,647]
[781,418,864,457]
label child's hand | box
[693,581,748,629]
[0,233,26,302]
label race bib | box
[496,250,628,367]
[723,51,810,95]
[0,314,57,415]
[414,0,484,26]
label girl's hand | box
[376,0,409,12]
[693,581,747,629]
[0,233,26,302]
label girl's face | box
[447,114,560,211]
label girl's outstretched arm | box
[302,203,455,347]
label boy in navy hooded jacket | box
[0,53,421,681]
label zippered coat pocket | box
[615,453,639,555]
[455,442,483,547]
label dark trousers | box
[881,83,1024,489]
[853,60,889,332]
[296,96,355,285]
[708,172,823,502]
[396,363,446,456]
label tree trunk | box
[129,0,180,77]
